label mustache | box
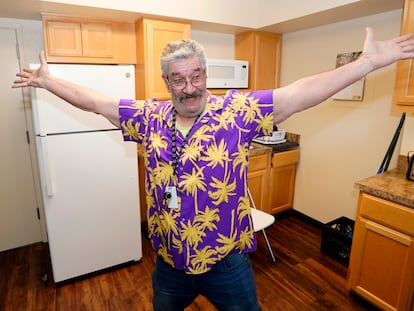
[178,90,203,101]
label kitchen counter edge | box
[355,156,414,209]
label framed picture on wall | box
[332,51,365,101]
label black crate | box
[320,216,354,266]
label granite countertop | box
[250,132,300,154]
[249,142,272,156]
[355,156,414,209]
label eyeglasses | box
[167,72,206,91]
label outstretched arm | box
[12,51,121,127]
[273,27,414,124]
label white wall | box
[0,18,43,66]
[401,117,414,155]
[279,9,412,223]
[42,0,359,29]
[191,30,235,59]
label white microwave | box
[206,59,249,89]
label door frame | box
[2,22,48,243]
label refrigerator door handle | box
[40,137,55,196]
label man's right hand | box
[12,51,49,89]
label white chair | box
[248,188,276,262]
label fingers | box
[393,33,414,56]
[15,69,32,78]
[23,68,34,74]
[39,50,47,65]
[12,68,33,88]
[12,51,46,89]
[401,42,414,53]
[393,33,414,44]
[12,78,28,88]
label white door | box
[0,26,42,251]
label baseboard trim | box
[277,209,325,229]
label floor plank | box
[0,212,377,310]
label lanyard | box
[171,108,200,175]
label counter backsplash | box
[398,154,409,172]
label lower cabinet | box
[247,152,271,212]
[268,149,299,214]
[248,148,299,214]
[347,192,414,311]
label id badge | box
[165,186,178,209]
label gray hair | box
[160,39,207,77]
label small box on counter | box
[320,216,354,266]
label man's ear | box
[162,75,170,91]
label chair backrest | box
[247,188,275,232]
[247,188,277,262]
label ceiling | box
[0,0,404,34]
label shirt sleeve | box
[118,98,142,143]
[246,89,274,138]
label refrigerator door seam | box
[39,137,54,196]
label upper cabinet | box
[42,14,136,64]
[135,18,191,100]
[392,0,414,113]
[235,31,282,91]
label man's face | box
[164,57,208,118]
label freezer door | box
[36,130,141,282]
[30,64,135,135]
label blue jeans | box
[152,253,262,311]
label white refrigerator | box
[30,63,142,283]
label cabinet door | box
[247,152,271,212]
[392,0,414,113]
[43,15,136,64]
[348,217,414,310]
[45,21,82,57]
[136,18,191,100]
[268,149,299,214]
[235,31,282,91]
[248,169,269,212]
[82,22,113,58]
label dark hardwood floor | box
[0,212,378,311]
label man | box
[12,27,414,311]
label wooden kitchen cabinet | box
[347,192,414,311]
[235,31,282,91]
[248,152,272,212]
[42,14,136,64]
[392,0,414,113]
[268,149,299,214]
[135,18,191,100]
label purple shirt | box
[119,90,274,274]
